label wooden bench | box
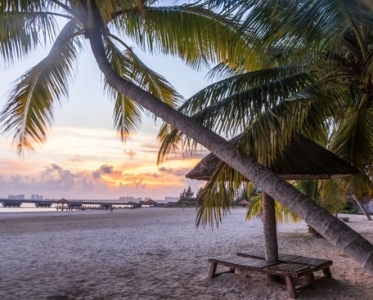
[237,250,333,279]
[208,255,319,298]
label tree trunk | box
[351,194,372,221]
[88,31,373,274]
[262,193,278,262]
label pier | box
[1,198,143,210]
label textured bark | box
[262,193,278,262]
[89,31,373,274]
[352,194,372,221]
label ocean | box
[0,203,57,213]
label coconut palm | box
[158,0,373,269]
[0,0,261,153]
[2,0,373,273]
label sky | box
[0,26,212,201]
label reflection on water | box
[0,203,57,213]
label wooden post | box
[262,193,279,262]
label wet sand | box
[0,208,372,299]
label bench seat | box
[208,255,320,298]
[237,250,333,278]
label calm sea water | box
[0,203,131,213]
[0,203,57,213]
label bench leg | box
[322,267,332,279]
[209,261,218,279]
[284,275,297,299]
[307,273,316,289]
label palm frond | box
[112,4,262,71]
[0,20,83,154]
[157,123,182,164]
[236,0,373,61]
[104,36,181,107]
[0,11,58,64]
[330,108,373,169]
[157,80,337,167]
[180,65,310,114]
[180,71,319,136]
[206,62,247,81]
[246,196,262,221]
[318,179,346,213]
[113,93,142,141]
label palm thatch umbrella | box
[186,135,358,261]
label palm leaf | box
[104,36,181,108]
[0,20,83,153]
[112,4,262,71]
[237,0,373,59]
[318,179,346,213]
[0,11,58,64]
[113,93,142,141]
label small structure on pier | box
[56,198,69,211]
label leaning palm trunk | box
[88,31,373,274]
[351,194,372,221]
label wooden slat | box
[208,255,326,299]
[237,250,332,268]
[209,255,279,269]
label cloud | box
[92,165,122,179]
[69,155,83,162]
[157,167,190,177]
[141,143,160,150]
[0,164,102,198]
[0,161,201,200]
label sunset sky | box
[0,38,211,200]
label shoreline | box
[1,208,372,299]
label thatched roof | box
[57,198,69,203]
[186,135,358,181]
[143,199,157,205]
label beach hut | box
[57,198,69,211]
[186,135,358,262]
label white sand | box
[0,208,372,299]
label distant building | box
[164,197,178,202]
[8,194,25,200]
[31,194,43,200]
[143,199,157,206]
[119,196,143,202]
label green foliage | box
[178,185,195,205]
[340,200,358,214]
[159,0,373,227]
[0,0,251,153]
[294,179,346,215]
[244,182,300,224]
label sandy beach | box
[1,208,373,300]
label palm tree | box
[158,0,373,269]
[2,0,373,273]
